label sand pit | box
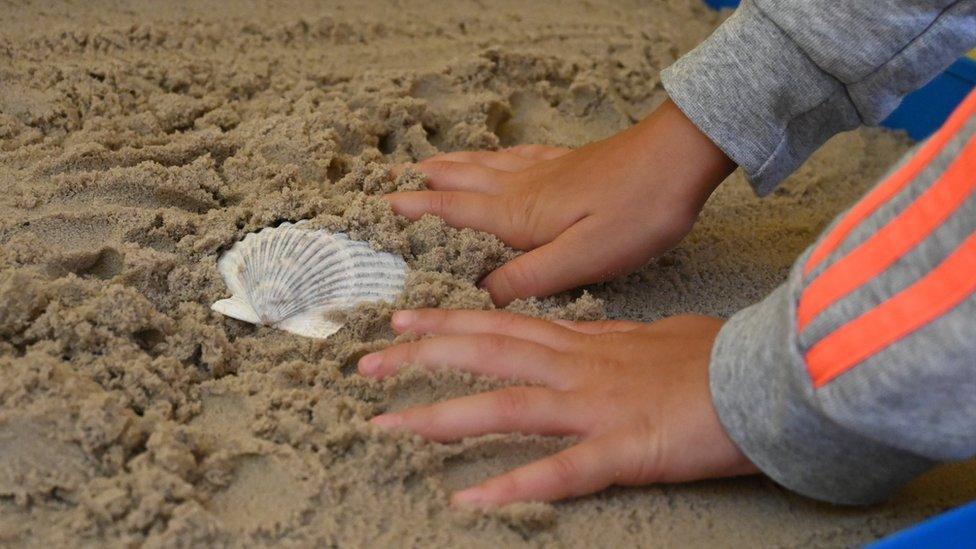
[1,0,974,545]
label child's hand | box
[358,309,757,507]
[384,99,736,306]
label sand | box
[1,0,974,546]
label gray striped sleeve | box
[708,106,976,505]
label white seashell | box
[211,222,407,338]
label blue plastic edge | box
[881,57,976,140]
[698,0,976,544]
[701,0,976,140]
[867,500,976,549]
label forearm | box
[662,0,976,195]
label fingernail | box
[452,488,488,507]
[358,353,382,375]
[369,414,402,429]
[391,310,415,331]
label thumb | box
[481,217,637,306]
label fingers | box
[370,387,580,441]
[481,216,634,306]
[357,334,576,388]
[504,144,572,161]
[409,161,507,194]
[391,309,578,352]
[551,319,644,334]
[452,431,629,506]
[421,151,535,172]
[383,190,504,233]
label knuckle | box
[485,473,520,500]
[483,311,515,333]
[398,406,420,424]
[417,163,440,181]
[418,155,442,167]
[401,342,423,365]
[573,356,607,384]
[499,261,540,298]
[427,160,453,175]
[500,150,525,163]
[402,405,433,426]
[630,417,655,446]
[430,192,453,216]
[423,162,461,189]
[505,193,540,234]
[492,388,532,421]
[547,453,582,486]
[420,308,449,330]
[475,334,511,356]
[624,420,660,483]
[591,331,627,349]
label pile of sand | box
[1,0,974,545]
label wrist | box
[631,98,736,214]
[597,99,733,248]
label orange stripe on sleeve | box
[803,90,976,277]
[797,133,976,330]
[804,230,976,388]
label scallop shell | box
[211,222,407,338]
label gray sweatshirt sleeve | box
[661,0,976,195]
[708,93,976,505]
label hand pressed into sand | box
[358,309,758,507]
[384,99,736,306]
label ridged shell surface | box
[211,223,408,338]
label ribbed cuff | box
[661,0,860,195]
[709,284,934,505]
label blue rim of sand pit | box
[700,0,976,544]
[702,0,976,140]
[867,499,976,549]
